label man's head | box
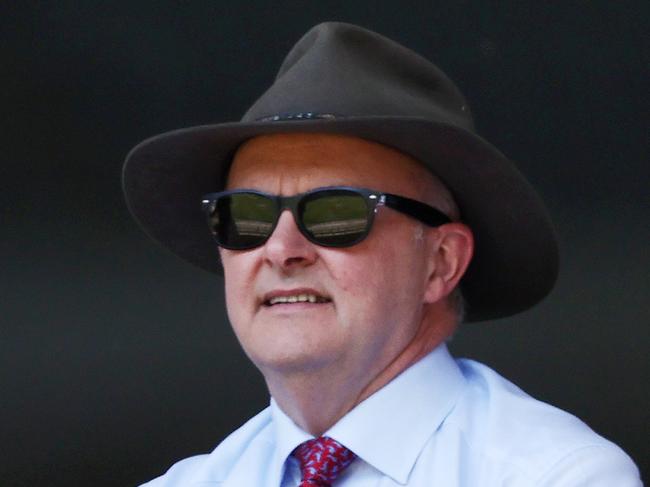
[220,132,473,384]
[123,21,558,323]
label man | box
[123,22,641,486]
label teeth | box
[268,294,327,305]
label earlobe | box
[423,223,474,303]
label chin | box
[252,346,340,376]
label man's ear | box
[423,223,474,304]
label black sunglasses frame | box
[201,186,451,250]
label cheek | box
[221,249,258,292]
[221,255,256,326]
[335,239,427,310]
[223,278,244,336]
[329,248,408,316]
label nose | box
[262,210,318,270]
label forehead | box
[226,133,434,198]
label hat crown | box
[242,22,474,130]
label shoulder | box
[139,455,210,487]
[139,407,273,487]
[447,358,641,486]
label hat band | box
[255,112,338,122]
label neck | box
[264,307,455,436]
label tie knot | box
[292,436,356,486]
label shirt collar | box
[269,397,313,486]
[270,343,466,485]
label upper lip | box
[261,287,332,306]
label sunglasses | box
[201,186,451,250]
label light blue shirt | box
[142,344,641,486]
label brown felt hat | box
[122,21,559,322]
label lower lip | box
[262,302,332,313]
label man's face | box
[220,133,446,385]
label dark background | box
[2,2,648,486]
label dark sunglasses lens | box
[209,193,276,248]
[301,191,370,246]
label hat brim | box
[122,117,558,322]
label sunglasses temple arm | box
[383,194,451,227]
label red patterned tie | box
[292,436,357,486]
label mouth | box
[262,289,332,307]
